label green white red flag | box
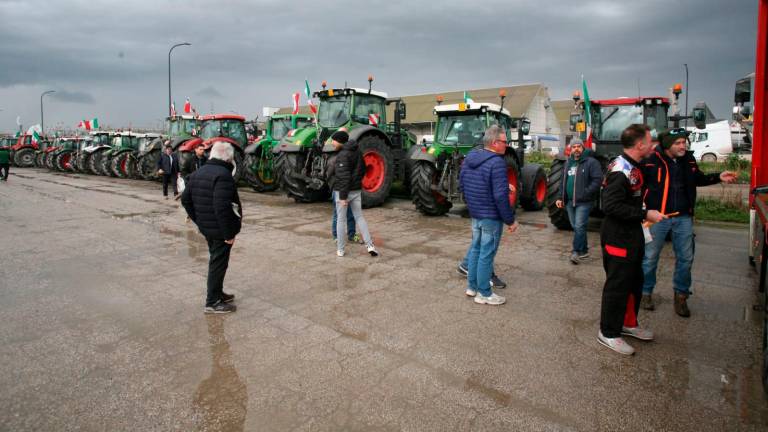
[305,80,317,114]
[78,118,99,130]
[581,76,593,149]
[292,92,300,114]
[463,91,474,104]
[27,125,42,144]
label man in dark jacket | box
[181,142,207,181]
[459,125,518,306]
[157,144,180,199]
[330,130,378,257]
[598,124,666,355]
[0,145,10,181]
[181,141,242,314]
[640,128,737,316]
[555,138,602,264]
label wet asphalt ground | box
[0,168,766,431]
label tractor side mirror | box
[569,113,582,127]
[740,105,753,117]
[519,119,531,135]
[399,103,407,120]
[692,106,707,130]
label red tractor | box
[11,134,47,168]
[177,114,247,182]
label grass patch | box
[698,153,751,184]
[695,197,749,224]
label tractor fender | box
[274,141,303,154]
[178,137,203,153]
[409,149,436,164]
[349,126,391,147]
[201,137,243,154]
[504,149,522,168]
[85,145,110,154]
[244,142,260,155]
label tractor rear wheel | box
[232,151,245,184]
[100,153,116,177]
[55,151,74,171]
[111,152,132,178]
[88,149,107,176]
[274,151,329,203]
[45,152,56,170]
[138,150,160,180]
[14,148,35,168]
[411,161,452,216]
[546,159,572,230]
[505,154,521,209]
[520,163,547,211]
[244,152,278,192]
[76,152,89,174]
[359,134,394,208]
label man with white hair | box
[181,141,242,314]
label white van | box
[687,120,732,163]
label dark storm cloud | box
[50,90,95,104]
[0,0,757,130]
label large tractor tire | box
[410,161,452,216]
[232,151,245,184]
[45,152,56,171]
[100,153,116,177]
[14,148,36,168]
[110,152,133,178]
[505,154,521,209]
[244,152,278,192]
[88,149,108,176]
[546,158,572,230]
[359,134,394,208]
[274,151,329,203]
[138,150,161,180]
[55,151,74,172]
[76,152,89,174]
[520,163,547,211]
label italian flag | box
[463,91,474,104]
[27,125,42,144]
[581,76,594,150]
[291,92,300,115]
[305,80,317,114]
[184,98,192,114]
[78,118,99,130]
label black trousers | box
[206,237,232,306]
[0,163,8,180]
[599,250,643,338]
[162,173,177,196]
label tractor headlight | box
[427,147,436,155]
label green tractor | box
[274,77,416,207]
[136,115,198,180]
[68,137,93,173]
[131,133,162,179]
[51,137,87,171]
[244,114,313,192]
[410,94,548,216]
[34,139,54,168]
[82,131,115,175]
[104,132,141,178]
[177,114,248,183]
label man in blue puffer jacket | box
[459,125,519,306]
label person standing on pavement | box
[157,144,180,199]
[181,142,207,182]
[640,128,737,316]
[460,125,519,306]
[555,138,603,264]
[181,141,242,314]
[598,124,666,355]
[330,130,378,257]
[325,128,359,245]
[0,144,10,181]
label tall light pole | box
[683,63,689,128]
[168,42,191,117]
[41,90,55,134]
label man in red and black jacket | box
[639,128,737,317]
[598,124,666,356]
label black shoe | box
[457,263,468,277]
[490,274,506,289]
[204,301,236,314]
[221,292,235,303]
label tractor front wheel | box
[520,163,547,211]
[55,151,74,171]
[244,152,278,192]
[138,150,161,181]
[505,154,521,209]
[88,149,107,176]
[410,161,452,216]
[546,159,572,230]
[274,151,329,203]
[14,148,36,168]
[45,152,56,170]
[111,152,132,178]
[359,134,394,208]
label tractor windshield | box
[296,118,313,130]
[353,94,386,126]
[645,105,668,133]
[270,118,293,140]
[436,113,487,147]
[92,134,111,146]
[593,105,643,142]
[318,96,350,128]
[201,119,247,147]
[168,118,198,138]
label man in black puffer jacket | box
[181,141,242,314]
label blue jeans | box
[332,201,356,239]
[467,218,503,297]
[565,202,592,254]
[642,215,694,296]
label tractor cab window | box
[93,134,110,146]
[169,118,198,137]
[318,96,350,128]
[201,119,247,147]
[295,118,313,129]
[593,105,643,142]
[353,94,386,126]
[270,118,292,140]
[437,113,486,146]
[644,105,668,133]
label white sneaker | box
[621,326,655,341]
[367,245,379,257]
[597,331,635,355]
[473,293,506,305]
[465,288,477,297]
[336,250,345,257]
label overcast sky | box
[0,0,758,132]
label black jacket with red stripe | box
[640,149,720,216]
[600,154,648,262]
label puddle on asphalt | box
[158,226,207,259]
[193,316,247,431]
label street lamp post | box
[41,90,55,135]
[683,63,689,128]
[168,42,191,117]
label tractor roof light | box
[673,83,683,96]
[436,95,444,105]
[368,75,374,93]
[645,99,653,105]
[321,81,327,89]
[655,99,662,105]
[572,90,581,102]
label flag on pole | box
[184,98,192,114]
[27,125,42,144]
[463,91,474,104]
[581,76,594,150]
[292,92,300,114]
[305,80,317,114]
[170,101,177,117]
[77,118,99,130]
